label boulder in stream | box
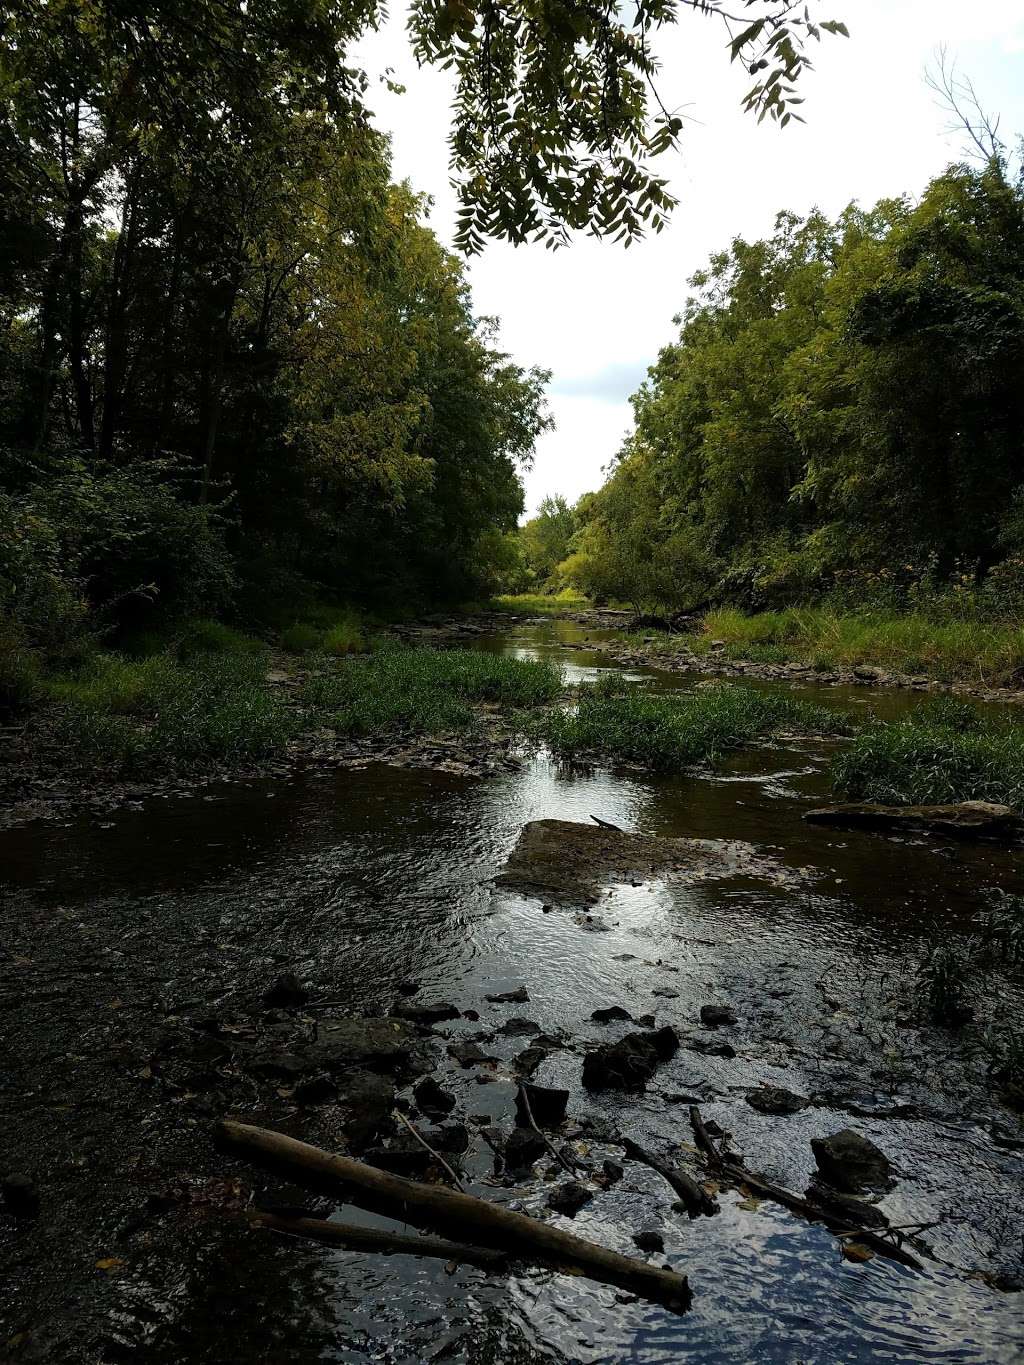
[582,1026,679,1092]
[746,1086,807,1116]
[546,1181,593,1218]
[811,1128,893,1193]
[804,801,1023,841]
[515,1082,569,1129]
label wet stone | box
[501,1017,541,1036]
[700,1005,737,1028]
[293,1073,338,1106]
[414,1076,457,1116]
[652,987,679,999]
[2,1173,40,1220]
[447,1040,497,1069]
[811,1129,893,1193]
[515,1082,569,1129]
[394,1000,461,1025]
[632,1228,665,1254]
[340,1071,397,1150]
[591,1006,633,1024]
[746,1087,808,1116]
[687,1037,736,1059]
[546,1181,593,1218]
[504,1127,548,1174]
[582,1027,679,1092]
[486,987,530,1004]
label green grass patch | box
[492,591,589,615]
[832,698,1024,807]
[176,618,265,660]
[49,650,298,771]
[304,647,563,737]
[691,607,1024,684]
[538,681,849,772]
[279,607,367,655]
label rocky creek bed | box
[2,616,1024,1363]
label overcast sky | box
[355,2,1024,517]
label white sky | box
[355,2,1024,517]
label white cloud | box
[355,3,1024,515]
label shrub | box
[0,626,42,716]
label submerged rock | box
[394,1000,461,1025]
[804,801,1023,841]
[546,1181,593,1218]
[591,1005,633,1024]
[306,1017,425,1075]
[486,987,530,1004]
[632,1228,665,1254]
[501,1017,541,1036]
[746,1087,807,1116]
[811,1129,893,1193]
[498,818,803,903]
[515,1082,569,1129]
[700,1005,737,1028]
[504,1127,548,1175]
[582,1026,679,1092]
[414,1076,456,1117]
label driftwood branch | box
[688,1107,923,1270]
[394,1110,464,1190]
[620,1137,719,1219]
[218,1119,692,1312]
[248,1211,507,1269]
[517,1083,576,1176]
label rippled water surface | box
[3,619,1023,1364]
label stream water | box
[2,618,1022,1363]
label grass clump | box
[832,699,1024,807]
[538,681,848,772]
[176,618,264,660]
[694,607,1024,684]
[279,608,366,655]
[492,590,589,616]
[50,650,298,770]
[304,647,562,737]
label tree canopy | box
[564,155,1024,610]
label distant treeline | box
[514,156,1024,615]
[0,3,550,659]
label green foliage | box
[303,648,562,736]
[518,496,578,588]
[916,942,975,1027]
[50,651,297,771]
[492,590,589,615]
[575,162,1024,614]
[692,608,1024,683]
[0,628,42,717]
[832,704,1024,807]
[176,620,265,661]
[538,681,848,771]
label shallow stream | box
[2,618,1022,1363]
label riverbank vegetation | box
[540,682,849,773]
[833,699,1024,809]
[32,643,564,776]
[504,138,1024,691]
[621,607,1024,685]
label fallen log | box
[217,1119,691,1312]
[620,1138,719,1219]
[248,1211,508,1269]
[687,1108,923,1270]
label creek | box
[1,617,1022,1363]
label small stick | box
[517,1083,577,1176]
[395,1111,464,1190]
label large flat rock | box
[804,801,1023,840]
[497,818,802,903]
